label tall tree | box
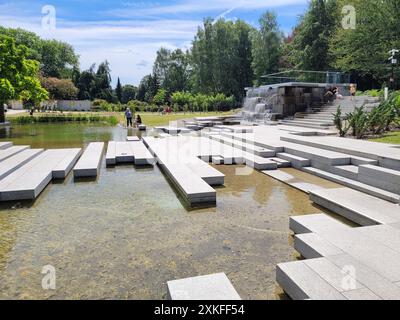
[330,0,400,88]
[251,11,282,84]
[94,61,113,101]
[115,77,122,103]
[0,36,48,121]
[191,18,255,99]
[288,0,339,71]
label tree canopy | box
[0,35,48,120]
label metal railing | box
[261,70,350,85]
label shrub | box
[333,106,350,137]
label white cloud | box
[109,0,308,17]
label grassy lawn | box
[7,111,236,127]
[369,131,400,144]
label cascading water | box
[242,85,279,123]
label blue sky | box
[0,0,309,86]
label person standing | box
[350,84,357,101]
[125,108,133,127]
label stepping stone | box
[167,273,241,300]
[0,146,30,162]
[0,149,82,201]
[52,148,82,179]
[130,141,155,166]
[0,149,44,180]
[138,124,146,131]
[106,141,116,166]
[73,142,104,178]
[310,188,400,226]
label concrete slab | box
[52,148,82,179]
[295,233,344,259]
[276,260,346,300]
[129,141,156,166]
[126,136,140,142]
[277,153,310,168]
[290,214,351,234]
[309,188,400,226]
[73,142,104,178]
[359,164,400,194]
[0,142,12,150]
[327,254,400,300]
[0,149,44,180]
[167,273,241,300]
[0,149,82,201]
[106,142,117,166]
[303,167,400,204]
[304,258,364,293]
[212,156,224,165]
[0,146,30,162]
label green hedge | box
[10,114,118,125]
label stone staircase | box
[280,96,381,129]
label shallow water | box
[0,124,323,300]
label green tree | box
[40,77,78,100]
[115,77,122,103]
[288,0,339,71]
[251,11,283,84]
[330,0,400,87]
[191,18,255,99]
[121,85,138,104]
[94,61,113,101]
[153,89,167,106]
[0,36,48,122]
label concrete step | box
[209,134,276,157]
[294,233,344,259]
[280,135,399,170]
[268,157,291,168]
[277,153,311,169]
[276,260,347,300]
[303,167,400,204]
[129,141,156,166]
[281,119,332,127]
[290,213,351,234]
[358,165,400,194]
[212,156,224,165]
[279,121,332,130]
[309,188,400,226]
[283,143,351,166]
[331,165,359,180]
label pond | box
[0,123,324,300]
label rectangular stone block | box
[167,273,241,300]
[73,142,104,178]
